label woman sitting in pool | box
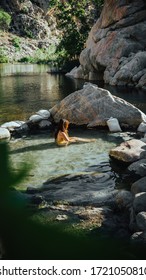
[55,119,96,146]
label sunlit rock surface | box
[110,139,146,162]
[67,0,146,89]
[0,127,10,139]
[50,83,146,127]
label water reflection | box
[0,65,84,123]
[0,63,49,76]
[105,84,146,112]
[0,63,146,125]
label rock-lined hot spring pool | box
[9,129,127,190]
[1,63,146,191]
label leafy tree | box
[48,0,104,62]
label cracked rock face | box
[67,0,146,90]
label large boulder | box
[66,0,146,89]
[50,83,146,127]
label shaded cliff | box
[67,0,146,90]
[0,0,54,39]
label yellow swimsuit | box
[55,130,69,146]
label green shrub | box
[18,44,57,64]
[12,37,21,50]
[24,28,35,39]
[0,47,9,63]
[0,55,9,63]
[0,9,11,31]
[18,56,32,63]
[48,0,104,61]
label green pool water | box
[1,63,145,190]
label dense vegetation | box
[48,0,104,68]
[21,0,104,67]
[0,9,11,31]
[0,0,104,66]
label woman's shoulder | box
[58,130,64,135]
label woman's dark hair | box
[54,119,69,139]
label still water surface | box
[0,64,77,123]
[1,63,146,123]
[1,64,146,190]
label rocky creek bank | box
[67,0,146,90]
[1,83,146,254]
[110,139,146,245]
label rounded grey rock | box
[133,192,146,213]
[36,109,51,119]
[136,212,146,231]
[131,177,146,194]
[0,128,11,139]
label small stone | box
[128,159,146,177]
[55,215,68,221]
[36,109,51,119]
[133,192,146,213]
[137,122,146,132]
[0,127,10,139]
[29,114,43,123]
[131,177,146,194]
[136,212,146,231]
[131,231,146,244]
[38,120,52,128]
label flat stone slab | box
[27,172,117,206]
[109,139,146,162]
[27,172,132,209]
